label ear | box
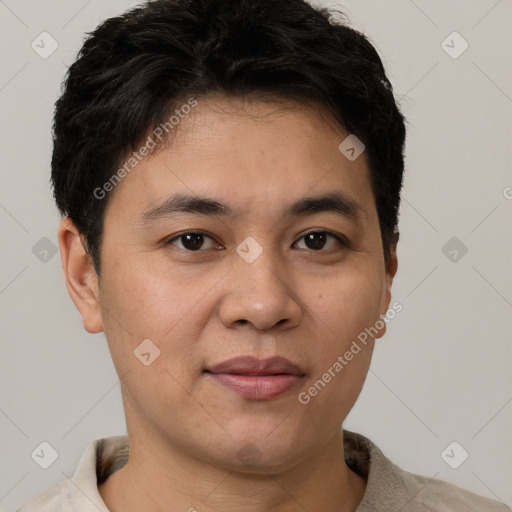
[58,217,104,334]
[376,230,399,339]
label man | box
[18,0,509,510]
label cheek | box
[300,273,380,426]
[100,261,200,335]
[308,261,384,351]
[97,263,187,379]
[98,266,205,416]
[296,261,382,418]
[98,258,224,398]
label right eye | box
[165,231,222,251]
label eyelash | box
[164,230,350,252]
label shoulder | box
[17,436,128,512]
[398,466,510,511]
[343,430,510,512]
[16,483,62,512]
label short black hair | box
[51,0,407,275]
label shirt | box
[17,430,510,511]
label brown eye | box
[294,231,347,251]
[166,232,218,251]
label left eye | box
[293,231,347,251]
[165,230,347,252]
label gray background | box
[1,0,511,510]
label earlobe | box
[57,217,104,334]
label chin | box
[213,429,305,474]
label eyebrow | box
[138,191,367,225]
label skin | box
[58,93,398,512]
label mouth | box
[204,356,306,400]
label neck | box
[98,429,366,512]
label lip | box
[205,356,306,400]
[207,356,305,376]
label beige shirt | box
[18,430,510,511]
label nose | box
[218,248,302,332]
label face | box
[61,93,397,474]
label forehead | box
[104,94,375,223]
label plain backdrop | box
[0,0,511,510]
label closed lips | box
[205,356,305,376]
